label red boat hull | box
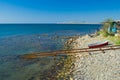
[88,41,108,48]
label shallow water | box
[0,24,102,80]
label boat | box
[88,41,108,48]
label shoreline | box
[64,33,120,80]
[0,32,119,80]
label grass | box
[108,36,120,45]
[99,19,120,45]
[98,29,120,45]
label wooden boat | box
[88,41,108,48]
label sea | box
[0,24,102,80]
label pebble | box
[66,35,120,80]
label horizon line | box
[0,22,102,24]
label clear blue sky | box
[0,0,120,23]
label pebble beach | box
[66,34,120,80]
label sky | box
[0,0,120,23]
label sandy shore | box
[66,34,120,80]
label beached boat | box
[88,41,108,48]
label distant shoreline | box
[0,23,102,25]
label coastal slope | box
[66,35,120,80]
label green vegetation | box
[107,36,120,45]
[99,19,120,45]
[100,19,115,37]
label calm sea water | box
[0,24,102,80]
[0,24,101,37]
[0,24,102,55]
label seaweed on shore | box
[27,55,75,80]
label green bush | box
[101,19,115,37]
[115,40,120,45]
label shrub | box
[101,19,115,37]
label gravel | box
[67,35,120,80]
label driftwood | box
[21,45,120,59]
